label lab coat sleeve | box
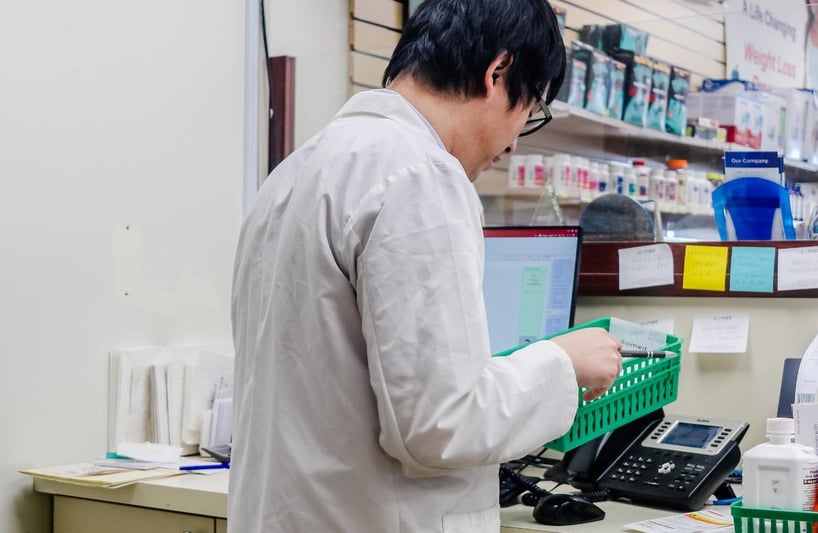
[355,161,579,477]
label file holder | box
[711,177,795,240]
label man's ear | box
[485,51,514,96]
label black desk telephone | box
[547,409,749,511]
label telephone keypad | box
[602,448,715,491]
[595,415,747,512]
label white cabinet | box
[54,496,215,533]
[35,473,229,533]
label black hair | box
[382,0,566,109]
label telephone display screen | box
[660,422,721,449]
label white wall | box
[264,0,349,147]
[1,1,349,531]
[1,2,242,532]
[576,296,818,453]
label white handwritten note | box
[609,317,669,351]
[618,244,674,290]
[687,313,750,353]
[778,246,818,291]
[637,317,675,336]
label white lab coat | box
[228,89,579,533]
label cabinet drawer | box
[55,495,215,533]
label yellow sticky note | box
[682,245,729,291]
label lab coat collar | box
[335,89,446,150]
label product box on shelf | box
[686,117,720,140]
[701,78,761,93]
[556,41,593,109]
[585,47,611,116]
[751,97,765,150]
[614,52,653,128]
[771,88,811,160]
[561,39,624,119]
[578,24,604,50]
[605,24,649,55]
[647,58,671,132]
[579,24,648,56]
[753,92,787,153]
[801,90,818,165]
[666,66,691,136]
[607,58,626,121]
[687,92,760,148]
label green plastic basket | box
[731,501,818,533]
[493,317,683,452]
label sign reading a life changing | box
[725,0,807,87]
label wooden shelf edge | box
[578,241,818,298]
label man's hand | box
[550,327,622,401]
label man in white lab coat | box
[229,0,622,531]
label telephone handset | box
[549,410,748,511]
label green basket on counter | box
[493,317,683,452]
[731,501,818,533]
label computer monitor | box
[482,226,582,354]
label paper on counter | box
[687,313,750,353]
[94,457,226,475]
[623,508,733,532]
[19,462,180,488]
[618,243,674,290]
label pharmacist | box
[228,1,622,532]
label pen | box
[179,462,230,471]
[619,349,676,359]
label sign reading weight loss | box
[725,0,807,87]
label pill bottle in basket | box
[742,417,818,517]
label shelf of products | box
[532,101,818,182]
[476,142,720,238]
[546,101,728,153]
[475,100,818,239]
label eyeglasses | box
[519,98,552,137]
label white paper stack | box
[108,344,234,455]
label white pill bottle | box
[742,417,818,513]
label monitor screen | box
[482,226,582,354]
